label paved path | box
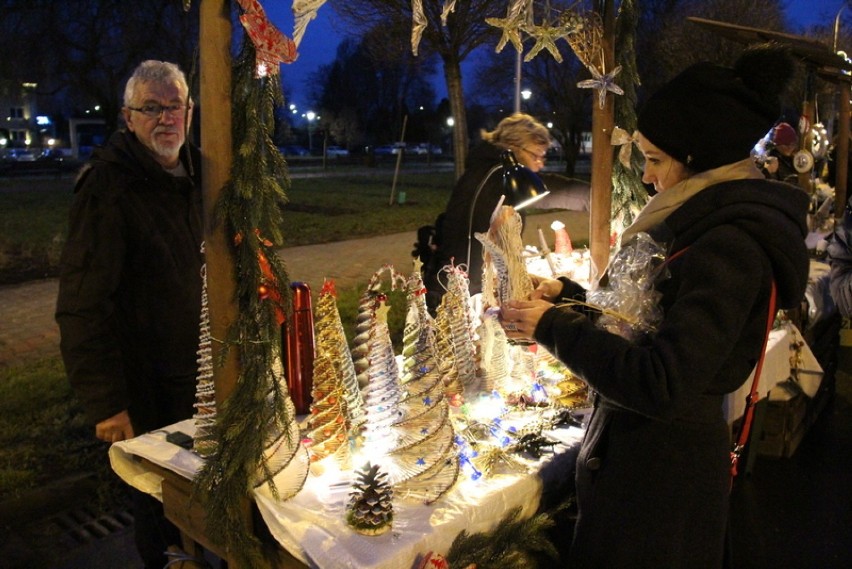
[0,210,585,370]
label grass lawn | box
[0,167,456,283]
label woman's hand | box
[500,298,553,339]
[528,274,562,301]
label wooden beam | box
[200,0,240,405]
[589,0,615,280]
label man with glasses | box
[56,60,202,569]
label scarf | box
[619,158,764,246]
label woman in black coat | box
[500,45,809,568]
[423,113,550,313]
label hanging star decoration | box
[237,0,298,77]
[523,20,564,62]
[411,0,428,56]
[611,126,637,169]
[440,0,457,26]
[292,0,327,48]
[578,64,624,110]
[485,0,528,53]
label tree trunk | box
[443,55,468,180]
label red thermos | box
[282,282,315,415]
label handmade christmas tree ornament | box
[314,279,366,431]
[476,204,534,307]
[192,251,217,458]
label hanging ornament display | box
[236,0,298,77]
[411,0,428,56]
[292,0,327,48]
[484,0,528,53]
[611,126,637,170]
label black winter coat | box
[534,179,809,568]
[424,142,523,310]
[56,130,203,435]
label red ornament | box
[258,284,269,299]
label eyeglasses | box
[520,147,547,164]
[127,103,188,119]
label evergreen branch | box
[193,34,293,569]
[445,506,559,569]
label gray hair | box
[123,60,190,107]
[481,113,550,149]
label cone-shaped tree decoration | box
[476,205,533,306]
[436,265,481,400]
[252,355,311,499]
[434,298,462,402]
[193,252,217,457]
[346,462,394,536]
[357,266,406,457]
[475,314,511,395]
[314,279,365,431]
[305,354,351,469]
[400,269,437,388]
[386,271,460,501]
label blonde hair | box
[481,113,550,150]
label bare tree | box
[1,0,199,136]
[329,0,507,178]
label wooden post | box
[835,81,850,217]
[589,0,616,281]
[200,0,240,405]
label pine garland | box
[445,506,559,569]
[192,34,293,569]
[611,0,648,230]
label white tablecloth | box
[722,323,822,424]
[110,418,584,569]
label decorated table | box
[110,416,584,569]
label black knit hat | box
[637,43,795,172]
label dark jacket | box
[828,198,852,316]
[56,130,203,434]
[534,179,809,568]
[424,142,522,311]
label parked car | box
[372,145,397,156]
[326,145,349,157]
[4,148,37,162]
[407,143,442,156]
[278,145,310,156]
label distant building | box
[0,79,38,156]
